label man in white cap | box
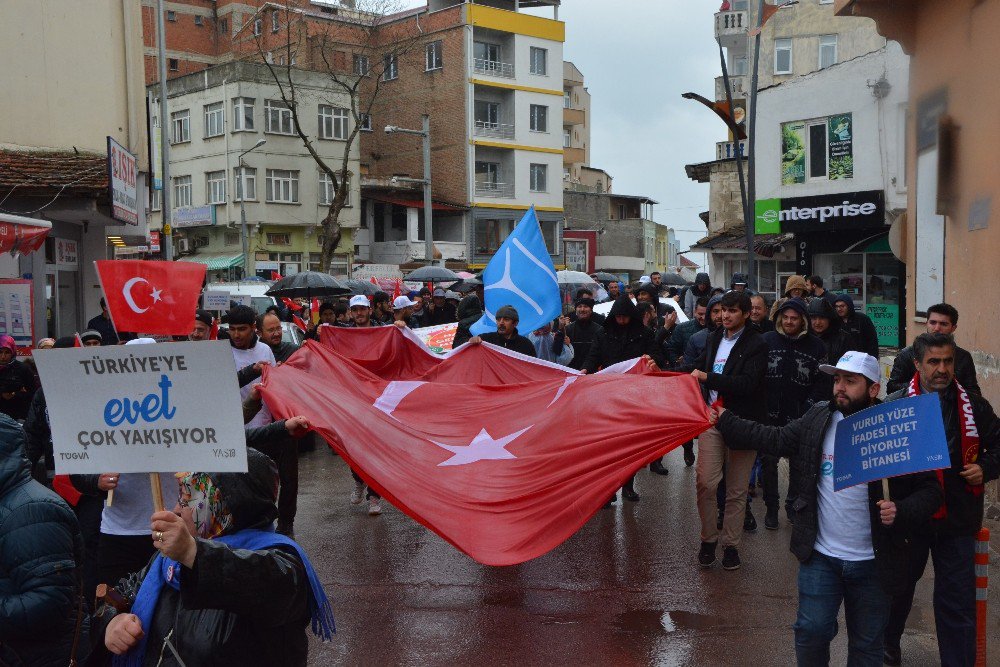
[426,287,457,326]
[710,352,941,666]
[392,295,418,329]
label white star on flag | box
[150,287,163,303]
[431,426,532,467]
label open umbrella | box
[556,270,596,284]
[344,280,382,296]
[450,277,482,293]
[265,271,350,299]
[404,265,460,283]
[590,271,622,283]
[660,273,687,286]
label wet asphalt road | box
[292,444,1000,666]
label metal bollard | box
[975,527,990,667]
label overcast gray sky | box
[401,0,722,268]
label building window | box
[203,102,224,138]
[563,90,571,109]
[271,10,280,32]
[170,110,190,143]
[359,113,372,131]
[194,14,203,26]
[173,176,192,208]
[266,169,299,203]
[224,231,240,246]
[232,97,254,131]
[168,58,179,71]
[774,38,792,75]
[529,164,547,192]
[319,172,349,206]
[219,18,228,34]
[266,233,291,246]
[474,100,500,128]
[353,54,370,76]
[529,47,547,75]
[150,187,161,211]
[318,105,348,140]
[529,104,548,132]
[383,53,398,80]
[234,167,257,201]
[732,55,748,76]
[264,99,294,134]
[563,128,571,148]
[166,10,176,21]
[819,34,838,69]
[425,40,443,71]
[253,17,262,36]
[475,161,500,185]
[206,170,226,204]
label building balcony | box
[715,10,748,51]
[563,146,586,165]
[475,181,514,198]
[473,58,515,79]
[716,139,747,161]
[715,74,748,102]
[563,107,585,126]
[473,120,515,140]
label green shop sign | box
[866,303,899,347]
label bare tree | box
[246,0,424,273]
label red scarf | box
[907,372,983,519]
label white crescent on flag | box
[122,277,151,313]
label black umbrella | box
[345,279,382,296]
[265,271,350,298]
[660,273,687,286]
[590,271,621,283]
[404,265,460,283]
[450,277,483,293]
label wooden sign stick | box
[150,472,165,512]
[882,478,891,502]
[106,489,114,507]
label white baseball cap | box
[349,295,370,308]
[392,295,416,310]
[819,351,881,384]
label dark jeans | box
[351,469,380,500]
[884,532,976,666]
[255,436,299,530]
[794,551,890,667]
[97,533,157,589]
[762,454,800,511]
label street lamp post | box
[238,139,266,279]
[385,115,433,264]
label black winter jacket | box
[694,325,769,421]
[0,360,36,421]
[667,318,704,368]
[885,384,1000,536]
[0,415,89,667]
[833,294,879,358]
[565,317,605,371]
[717,403,942,595]
[886,344,980,396]
[480,329,537,357]
[452,295,483,348]
[762,325,828,425]
[585,298,664,372]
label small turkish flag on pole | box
[95,260,206,336]
[271,270,283,281]
[73,333,82,348]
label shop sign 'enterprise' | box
[755,190,885,234]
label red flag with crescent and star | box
[261,328,711,565]
[94,260,206,335]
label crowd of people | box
[0,270,997,667]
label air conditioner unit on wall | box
[177,238,190,253]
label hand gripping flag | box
[469,206,561,337]
[262,330,711,565]
[95,260,206,335]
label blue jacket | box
[0,414,89,667]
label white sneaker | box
[368,497,382,515]
[350,480,364,505]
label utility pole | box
[745,0,767,291]
[421,114,432,264]
[238,139,267,278]
[156,0,172,261]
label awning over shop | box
[687,229,794,257]
[0,212,52,256]
[178,253,244,271]
[368,196,467,212]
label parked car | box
[206,281,278,314]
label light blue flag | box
[469,206,561,337]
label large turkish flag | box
[261,331,711,565]
[95,260,206,335]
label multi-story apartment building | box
[147,61,360,279]
[687,0,888,299]
[562,60,590,185]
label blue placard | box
[834,394,950,491]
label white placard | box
[231,294,252,307]
[202,290,230,311]
[35,342,248,474]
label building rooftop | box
[0,148,108,196]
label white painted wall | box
[755,42,909,211]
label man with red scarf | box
[883,332,1000,667]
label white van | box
[206,281,277,314]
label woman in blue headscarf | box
[95,449,334,666]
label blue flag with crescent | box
[469,206,561,337]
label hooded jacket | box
[762,299,828,425]
[0,414,90,667]
[767,274,811,321]
[452,295,483,348]
[682,272,712,318]
[833,294,880,358]
[585,297,664,373]
[92,449,311,667]
[679,293,724,371]
[0,348,36,421]
[565,312,606,371]
[806,298,861,399]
